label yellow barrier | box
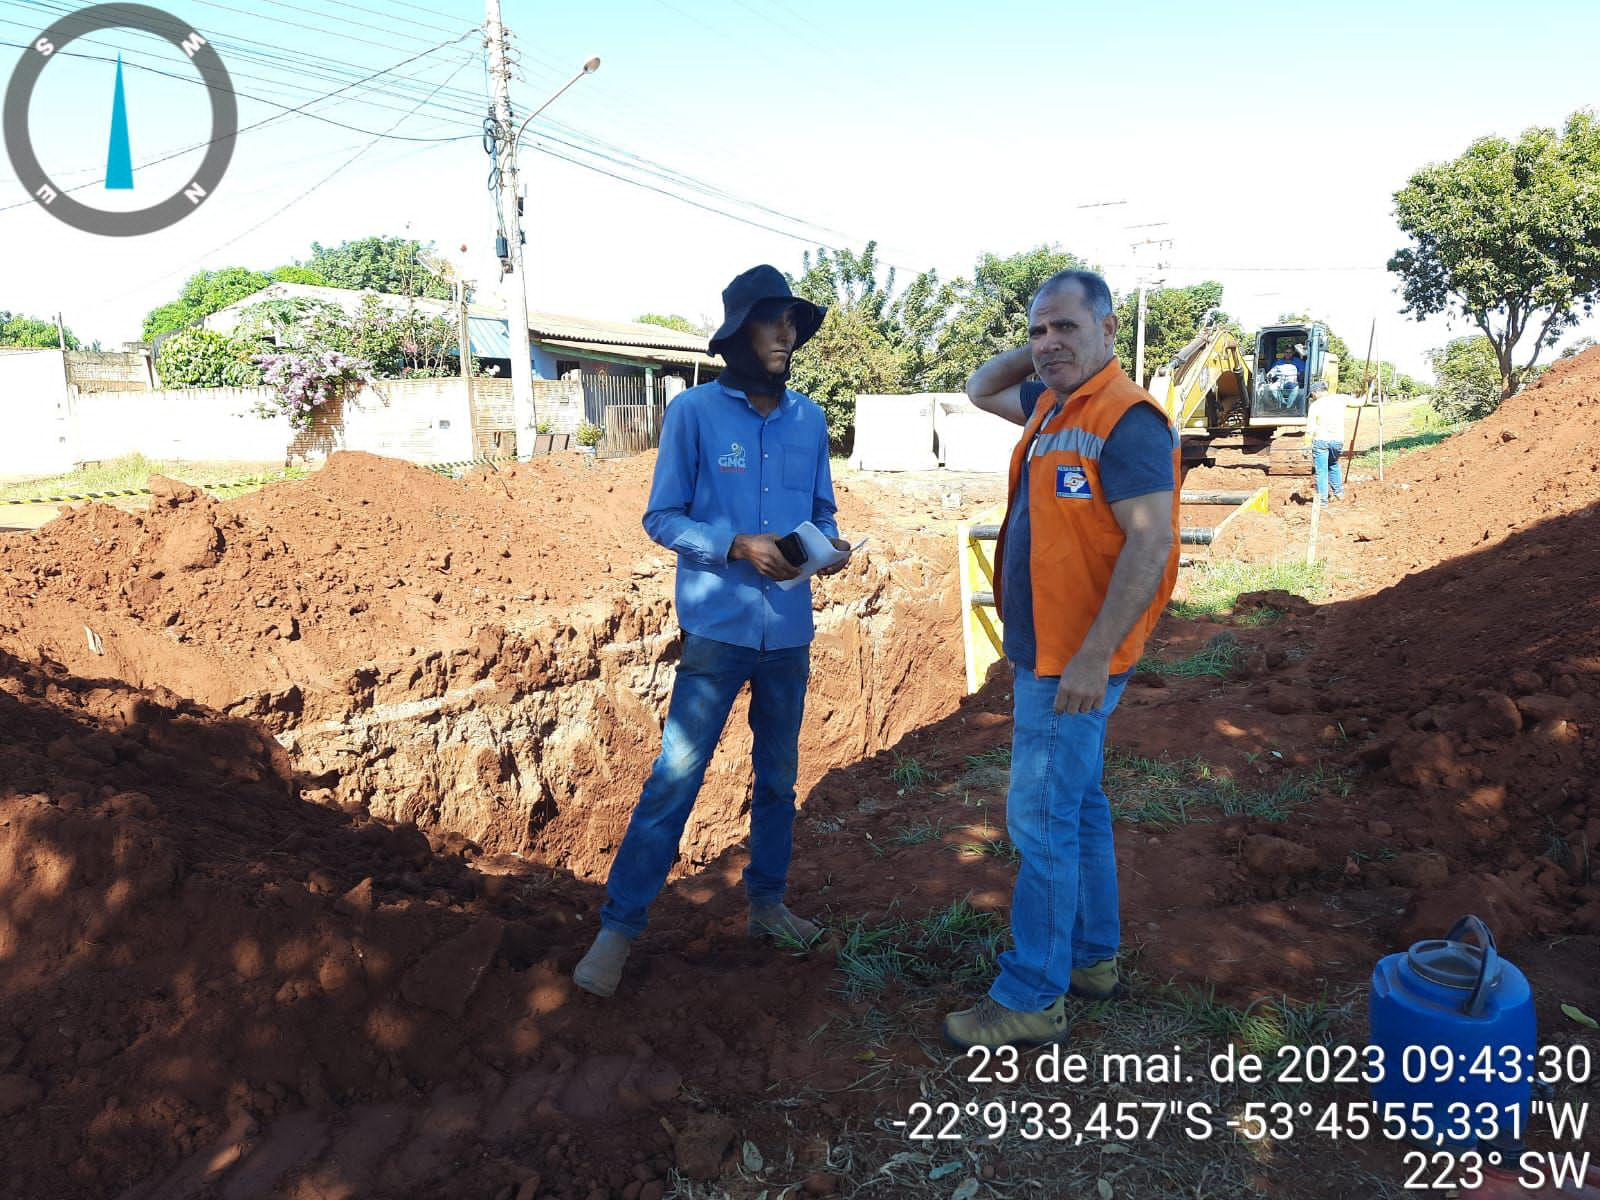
[957,502,1006,694]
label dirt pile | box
[0,451,962,879]
[1129,350,1600,972]
[0,647,906,1200]
[1300,350,1600,944]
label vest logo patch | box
[1055,464,1091,498]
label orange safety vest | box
[992,357,1181,676]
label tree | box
[788,244,909,447]
[142,267,274,339]
[0,310,78,349]
[924,246,1084,391]
[634,313,701,334]
[240,294,469,380]
[1428,336,1502,422]
[1389,109,1600,400]
[269,265,330,286]
[155,328,262,387]
[787,306,901,449]
[304,236,454,300]
[1113,281,1228,383]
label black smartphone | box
[775,530,808,567]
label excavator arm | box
[1146,316,1252,433]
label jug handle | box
[1445,914,1498,1019]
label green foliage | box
[1558,335,1597,360]
[634,313,699,333]
[1113,281,1228,383]
[141,267,274,339]
[1135,633,1241,679]
[1274,313,1352,362]
[269,265,330,286]
[304,236,454,300]
[1428,335,1503,422]
[924,245,1085,391]
[1389,109,1600,400]
[0,310,77,349]
[155,328,262,387]
[238,295,466,379]
[788,305,902,448]
[1171,559,1327,619]
[575,420,604,447]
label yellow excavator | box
[1146,316,1338,478]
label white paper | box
[775,521,857,590]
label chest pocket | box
[780,438,816,491]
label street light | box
[494,55,600,458]
[512,57,600,149]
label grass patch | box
[1135,631,1240,678]
[887,818,943,846]
[1171,559,1326,620]
[953,832,1020,864]
[964,745,1011,770]
[0,452,307,502]
[1104,749,1342,827]
[889,752,933,791]
[1347,425,1462,471]
[830,899,1008,1001]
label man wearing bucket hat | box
[574,264,852,998]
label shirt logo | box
[1056,465,1091,498]
[717,441,747,472]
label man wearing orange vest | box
[946,269,1179,1049]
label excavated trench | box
[0,452,967,883]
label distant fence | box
[580,369,646,425]
[601,401,666,457]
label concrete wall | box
[287,378,474,464]
[0,348,75,477]
[73,386,293,462]
[66,350,153,392]
[37,377,477,467]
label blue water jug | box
[1368,915,1536,1148]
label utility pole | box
[484,0,536,455]
[1128,234,1172,388]
[55,312,66,351]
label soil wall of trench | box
[0,451,963,881]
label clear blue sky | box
[3,0,1599,377]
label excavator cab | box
[1250,323,1328,424]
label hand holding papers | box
[775,521,867,590]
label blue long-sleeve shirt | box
[643,379,839,650]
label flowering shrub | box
[253,349,371,430]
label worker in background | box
[1266,351,1300,411]
[1306,380,1349,506]
[952,269,1179,1049]
[572,265,851,998]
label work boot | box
[573,928,631,997]
[749,903,822,946]
[944,994,1070,1050]
[1068,957,1125,1001]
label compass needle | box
[106,53,133,190]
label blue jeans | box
[600,632,810,938]
[1313,439,1344,503]
[991,665,1128,1012]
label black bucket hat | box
[707,264,827,357]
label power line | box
[0,38,481,142]
[9,2,490,115]
[103,55,477,303]
[0,33,479,214]
[19,0,489,108]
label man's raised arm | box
[965,346,1036,426]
